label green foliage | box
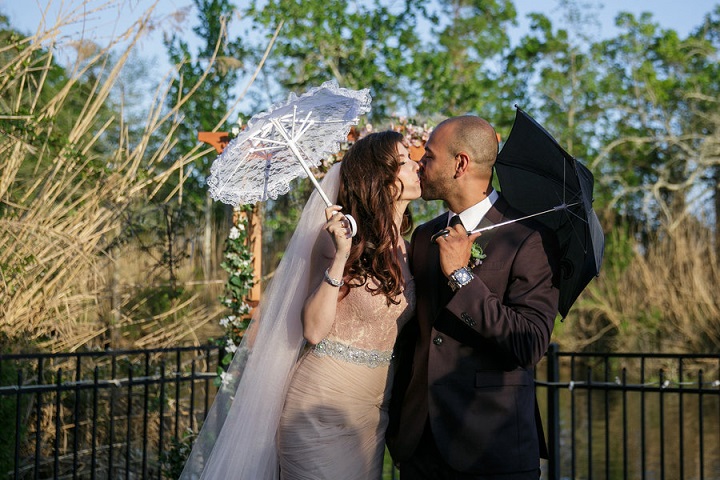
[0,355,33,472]
[163,0,249,212]
[412,0,518,123]
[218,206,256,315]
[0,362,18,472]
[247,0,422,119]
[127,285,182,317]
[603,227,635,274]
[0,22,115,208]
[0,251,36,297]
[587,11,720,227]
[214,204,256,377]
[159,429,197,479]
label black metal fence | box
[536,344,720,480]
[2,345,718,479]
[0,345,222,479]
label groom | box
[387,115,561,479]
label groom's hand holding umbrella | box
[435,223,482,280]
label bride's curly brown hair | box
[337,130,413,305]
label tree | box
[246,0,422,119]
[590,11,720,233]
[507,1,603,159]
[411,0,518,128]
[0,4,212,351]
[163,0,249,283]
[165,0,247,194]
[684,5,720,247]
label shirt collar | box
[447,189,499,230]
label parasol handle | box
[430,202,580,244]
[269,117,357,236]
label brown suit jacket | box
[387,196,560,475]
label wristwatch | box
[448,266,475,292]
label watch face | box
[453,268,472,284]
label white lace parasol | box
[207,81,372,208]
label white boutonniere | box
[469,243,487,268]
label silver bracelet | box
[323,268,344,287]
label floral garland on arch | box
[391,116,434,150]
[327,116,434,164]
[215,203,256,386]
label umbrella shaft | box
[469,202,580,234]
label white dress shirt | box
[447,189,499,231]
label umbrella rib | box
[563,160,567,204]
[245,129,286,147]
[556,203,591,255]
[263,138,289,146]
[564,206,589,224]
[294,113,315,141]
[292,118,356,125]
[258,122,274,137]
[554,190,585,210]
[246,127,291,147]
[288,107,310,140]
[269,117,333,206]
[567,214,590,254]
[249,144,285,150]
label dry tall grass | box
[0,1,251,352]
[559,220,720,353]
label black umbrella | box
[493,106,604,318]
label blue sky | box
[515,0,715,38]
[4,0,715,52]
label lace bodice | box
[325,277,416,352]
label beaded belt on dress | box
[312,338,393,368]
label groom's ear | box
[453,152,470,179]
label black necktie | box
[449,215,464,229]
[432,214,465,244]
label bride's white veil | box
[179,163,342,479]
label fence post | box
[546,343,560,480]
[14,369,22,480]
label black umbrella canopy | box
[495,107,604,318]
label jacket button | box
[433,336,443,346]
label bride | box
[179,130,420,479]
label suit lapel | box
[470,196,509,270]
[474,215,496,252]
[431,216,453,305]
[415,214,454,323]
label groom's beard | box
[420,177,451,203]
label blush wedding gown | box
[277,273,415,480]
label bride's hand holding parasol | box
[324,205,353,254]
